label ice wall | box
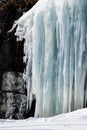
[15,0,87,117]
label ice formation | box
[15,0,87,117]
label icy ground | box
[0,109,87,130]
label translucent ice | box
[15,0,87,117]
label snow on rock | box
[15,0,87,117]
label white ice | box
[15,0,87,117]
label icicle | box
[15,0,87,117]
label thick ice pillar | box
[15,0,87,117]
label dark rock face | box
[1,72,25,94]
[0,0,37,119]
[0,31,27,119]
[0,8,15,34]
[0,91,27,119]
[0,32,25,72]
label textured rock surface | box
[0,91,27,119]
[0,29,27,119]
[0,0,37,119]
[1,72,25,94]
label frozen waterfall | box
[15,0,87,117]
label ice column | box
[15,0,87,117]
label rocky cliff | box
[0,0,37,119]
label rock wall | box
[0,0,37,119]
